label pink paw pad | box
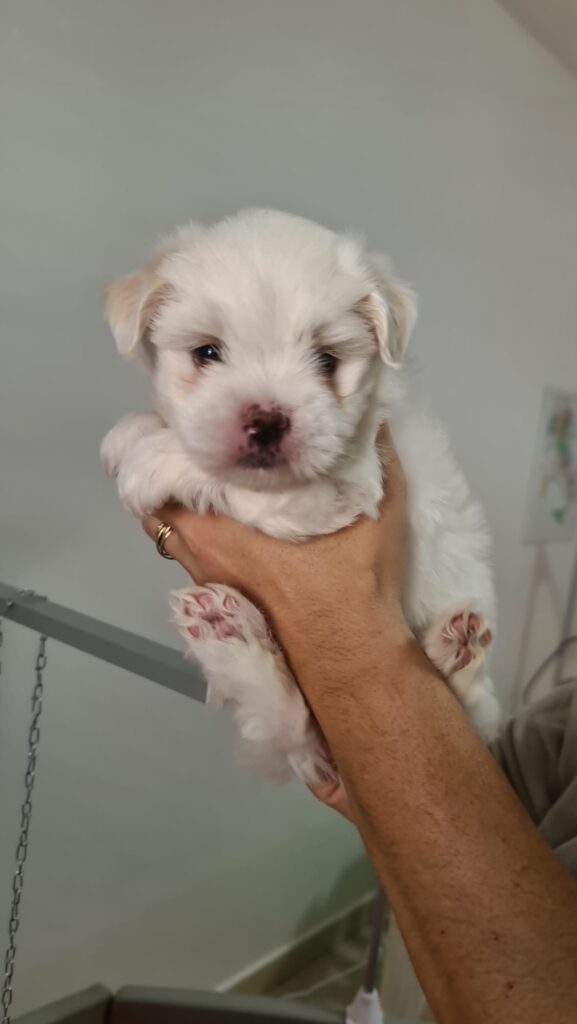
[177,588,245,643]
[440,611,492,672]
[213,617,242,640]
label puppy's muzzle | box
[245,406,290,447]
[239,405,291,468]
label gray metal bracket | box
[0,582,206,704]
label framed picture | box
[524,387,577,543]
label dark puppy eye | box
[193,342,223,367]
[316,351,338,377]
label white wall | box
[1,0,577,1013]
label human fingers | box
[142,512,203,580]
[307,778,354,823]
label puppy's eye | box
[316,351,338,377]
[193,342,223,367]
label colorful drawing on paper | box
[524,388,577,543]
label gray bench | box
[16,986,340,1024]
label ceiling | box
[498,0,577,79]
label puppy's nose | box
[244,406,290,449]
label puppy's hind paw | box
[424,610,492,679]
[288,740,338,787]
[169,586,247,646]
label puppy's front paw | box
[117,468,169,520]
[100,413,163,478]
[113,429,192,517]
[101,428,125,479]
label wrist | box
[269,585,413,700]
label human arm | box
[142,446,577,1024]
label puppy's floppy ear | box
[105,263,170,360]
[362,256,417,368]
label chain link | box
[0,622,48,1024]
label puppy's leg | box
[100,413,164,477]
[451,664,501,742]
[111,429,206,517]
[423,611,501,741]
[170,585,335,785]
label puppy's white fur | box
[102,209,500,782]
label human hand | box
[307,777,355,822]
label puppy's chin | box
[193,445,343,491]
[182,433,344,491]
[218,459,308,492]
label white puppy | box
[101,209,500,782]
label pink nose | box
[243,405,291,451]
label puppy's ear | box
[105,264,170,360]
[363,257,417,368]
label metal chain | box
[0,622,48,1024]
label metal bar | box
[0,582,206,704]
[362,887,387,993]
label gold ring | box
[155,521,175,560]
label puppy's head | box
[105,210,416,488]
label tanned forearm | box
[281,603,577,1024]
